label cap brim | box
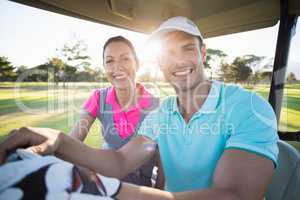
[147,27,203,45]
[146,28,177,44]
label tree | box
[205,48,227,68]
[218,62,235,82]
[0,56,16,81]
[231,57,253,83]
[218,55,266,84]
[16,65,28,76]
[205,48,227,78]
[57,39,99,83]
[256,58,274,84]
[242,55,265,71]
[47,57,77,84]
[24,63,50,82]
[21,58,76,83]
[236,55,264,84]
[15,65,30,82]
[58,39,91,71]
[76,66,97,82]
[249,71,259,85]
[94,68,108,82]
[260,71,273,83]
[287,72,297,83]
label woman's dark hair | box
[102,36,139,67]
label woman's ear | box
[201,43,207,64]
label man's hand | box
[0,127,63,164]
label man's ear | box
[201,43,207,63]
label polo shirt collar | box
[171,80,221,115]
[199,80,221,114]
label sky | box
[0,0,299,77]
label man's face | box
[157,31,206,92]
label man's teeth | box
[173,69,192,76]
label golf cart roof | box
[11,0,300,38]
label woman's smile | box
[113,72,127,80]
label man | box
[0,16,278,200]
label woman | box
[69,36,163,187]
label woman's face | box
[103,41,138,89]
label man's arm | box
[55,134,157,179]
[116,149,275,200]
[0,127,156,179]
[211,148,274,200]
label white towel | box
[0,149,120,200]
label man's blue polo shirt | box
[138,80,279,192]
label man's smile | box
[172,68,194,77]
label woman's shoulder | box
[85,86,111,102]
[98,85,113,92]
[93,86,113,96]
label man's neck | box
[176,80,212,123]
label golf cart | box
[9,0,300,199]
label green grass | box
[0,82,105,148]
[0,82,299,152]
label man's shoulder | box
[221,82,249,99]
[218,82,276,125]
[220,82,269,107]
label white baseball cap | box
[149,16,203,42]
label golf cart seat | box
[266,140,300,200]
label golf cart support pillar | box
[269,0,300,141]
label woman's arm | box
[69,111,95,141]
